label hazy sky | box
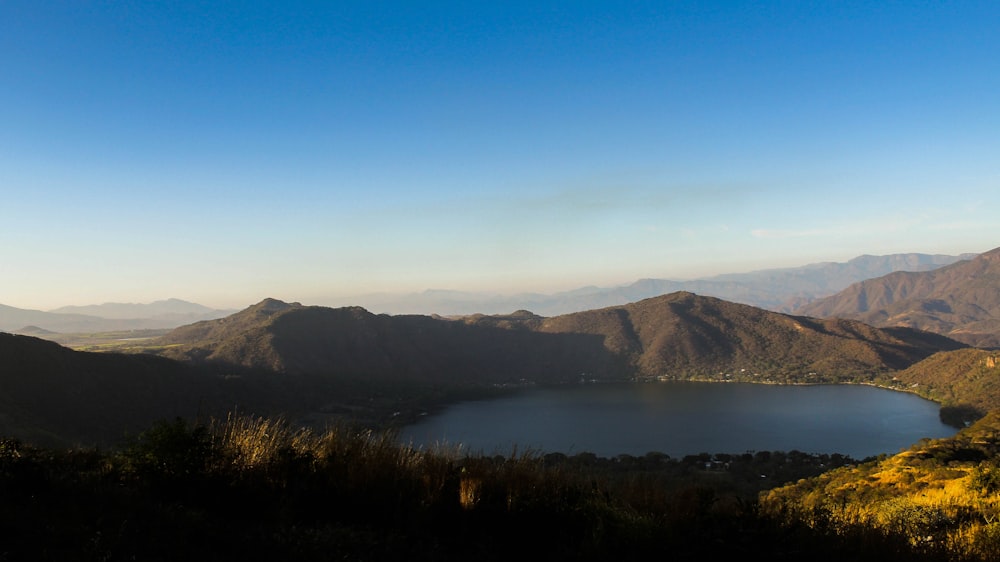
[3,2,998,310]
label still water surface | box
[399,382,958,459]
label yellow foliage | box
[758,412,1000,559]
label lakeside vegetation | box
[636,348,1000,430]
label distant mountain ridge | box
[0,299,236,334]
[796,246,1000,348]
[2,252,972,331]
[338,252,975,316]
[49,298,224,319]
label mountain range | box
[0,251,975,335]
[154,293,964,385]
[798,246,1000,347]
[335,252,975,316]
[1,246,998,449]
[48,298,227,320]
[0,289,970,448]
[0,299,236,334]
[2,252,998,559]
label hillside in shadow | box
[157,292,966,386]
[0,332,232,448]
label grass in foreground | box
[0,414,990,561]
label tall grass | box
[3,413,994,560]
[210,411,315,472]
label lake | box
[399,381,959,459]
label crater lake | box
[399,382,958,459]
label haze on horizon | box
[2,2,998,311]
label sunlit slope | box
[798,246,1000,348]
[760,410,1000,560]
[537,292,965,380]
[887,348,1000,425]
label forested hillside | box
[798,247,1000,347]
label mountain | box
[0,303,123,333]
[156,298,633,384]
[0,300,235,334]
[337,252,973,316]
[795,246,1000,348]
[156,293,965,384]
[49,298,231,321]
[534,292,966,378]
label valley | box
[22,328,173,351]
[3,248,999,449]
[2,247,1000,559]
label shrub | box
[119,417,213,478]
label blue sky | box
[2,2,998,310]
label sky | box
[2,1,999,311]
